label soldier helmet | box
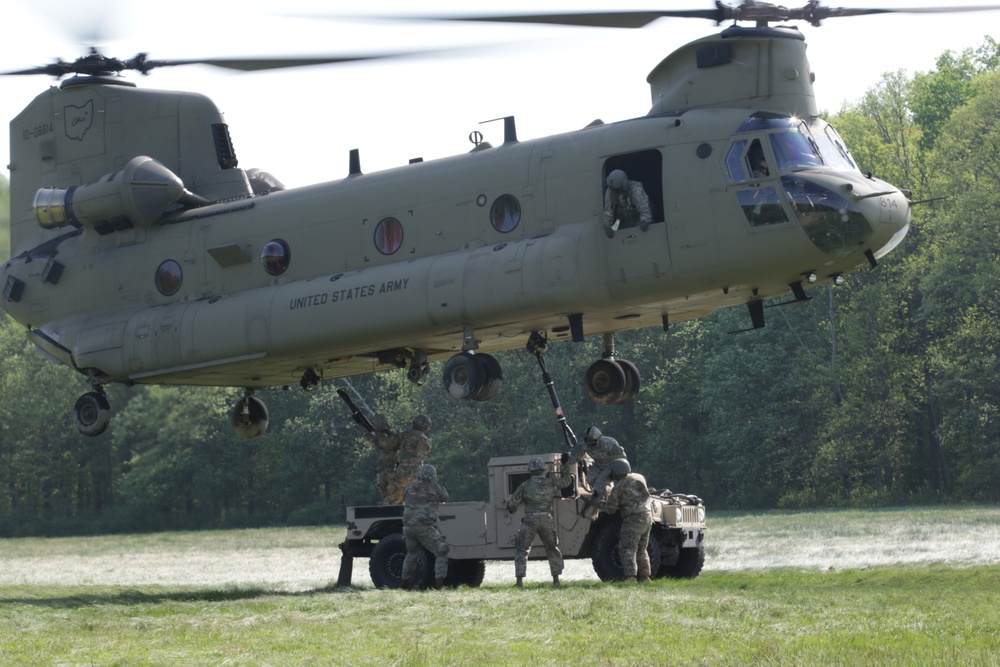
[412,414,432,432]
[606,169,629,191]
[417,463,437,481]
[527,458,546,474]
[372,414,391,432]
[610,458,631,477]
[583,426,602,445]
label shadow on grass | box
[0,583,359,609]
[0,579,620,609]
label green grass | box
[3,568,1000,666]
[2,508,1000,665]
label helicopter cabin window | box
[261,239,291,275]
[374,217,404,255]
[490,195,521,233]
[602,149,664,232]
[155,260,183,296]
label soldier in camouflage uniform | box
[569,425,627,504]
[506,457,574,588]
[365,414,399,505]
[603,169,653,238]
[386,414,432,505]
[401,463,450,589]
[600,458,653,582]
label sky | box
[2,1,999,188]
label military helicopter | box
[1,1,992,439]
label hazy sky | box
[3,1,999,187]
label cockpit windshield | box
[735,113,858,174]
[769,129,823,171]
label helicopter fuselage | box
[1,26,911,436]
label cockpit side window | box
[726,138,770,182]
[726,140,749,181]
[815,124,858,171]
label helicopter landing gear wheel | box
[614,358,641,404]
[231,393,269,439]
[584,359,627,404]
[471,353,503,401]
[74,390,111,437]
[442,352,503,401]
[407,351,430,387]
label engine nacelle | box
[33,156,208,234]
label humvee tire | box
[590,522,662,581]
[369,533,434,589]
[657,542,706,579]
[444,558,486,588]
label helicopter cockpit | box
[726,112,874,257]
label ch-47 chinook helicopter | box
[2,1,994,439]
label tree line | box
[1,40,998,536]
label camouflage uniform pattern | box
[386,415,431,504]
[401,474,450,582]
[506,462,574,578]
[601,472,653,579]
[367,414,399,505]
[603,181,653,230]
[570,435,627,501]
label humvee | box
[338,452,706,588]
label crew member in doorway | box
[603,169,653,238]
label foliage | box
[2,43,1000,535]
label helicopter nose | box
[781,173,910,260]
[852,180,912,261]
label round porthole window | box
[490,194,521,233]
[261,239,291,276]
[374,217,404,255]
[155,259,182,296]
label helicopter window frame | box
[155,259,183,296]
[374,217,405,255]
[261,239,291,276]
[490,195,521,233]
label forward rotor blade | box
[147,53,422,72]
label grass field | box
[2,506,999,665]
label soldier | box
[603,169,653,238]
[365,413,399,505]
[386,414,432,504]
[569,425,627,504]
[401,463,450,590]
[600,458,653,583]
[506,457,574,588]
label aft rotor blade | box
[421,10,728,28]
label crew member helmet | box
[584,426,602,445]
[372,414,391,432]
[413,414,432,432]
[527,458,546,474]
[606,169,629,191]
[610,458,631,477]
[417,464,437,481]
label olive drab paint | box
[1,22,912,438]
